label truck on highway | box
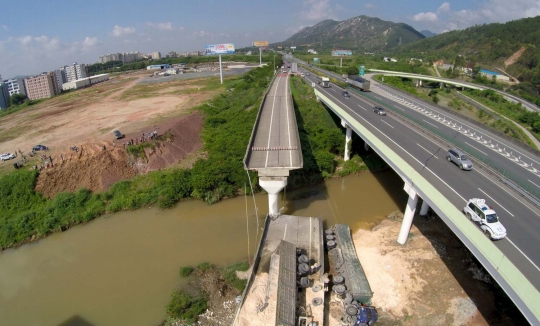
[318,76,330,87]
[346,76,370,92]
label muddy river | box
[0,171,407,325]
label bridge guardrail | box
[243,70,278,170]
[350,86,540,205]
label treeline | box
[88,54,280,76]
[395,16,540,105]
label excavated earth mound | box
[35,111,203,198]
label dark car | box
[33,145,48,151]
[373,106,386,116]
[113,130,125,139]
[342,91,350,98]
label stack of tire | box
[297,253,311,288]
[325,229,336,250]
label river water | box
[0,171,406,326]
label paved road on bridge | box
[299,69,540,293]
[245,73,302,170]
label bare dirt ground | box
[0,70,218,194]
[353,211,525,325]
[504,46,527,67]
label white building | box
[151,52,161,59]
[64,62,87,82]
[4,78,27,97]
[53,69,66,91]
[62,74,109,91]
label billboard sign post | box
[252,41,268,66]
[204,43,236,84]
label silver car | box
[447,148,473,170]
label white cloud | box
[83,36,98,47]
[111,25,136,37]
[412,0,540,33]
[18,36,33,45]
[300,0,336,21]
[1,25,7,30]
[437,2,450,14]
[413,12,438,22]
[364,3,375,9]
[146,22,173,31]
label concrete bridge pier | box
[259,177,288,217]
[341,120,352,161]
[397,182,418,244]
[419,200,430,216]
[440,82,444,89]
[364,141,369,151]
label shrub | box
[222,261,249,291]
[197,262,213,272]
[166,291,207,324]
[179,266,194,277]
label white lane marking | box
[381,120,394,129]
[357,104,367,111]
[320,89,466,202]
[506,237,540,272]
[417,143,438,159]
[478,188,514,217]
[465,142,488,156]
[423,119,439,128]
[283,223,287,240]
[265,76,282,167]
[285,76,293,166]
[529,179,540,189]
[393,105,405,111]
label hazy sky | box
[1,0,539,78]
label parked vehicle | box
[342,91,350,98]
[354,306,378,326]
[373,106,386,116]
[463,198,507,240]
[446,148,473,170]
[1,153,16,161]
[113,130,125,139]
[32,145,48,151]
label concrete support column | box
[415,79,419,87]
[419,80,422,86]
[419,200,430,216]
[341,120,352,161]
[259,177,287,218]
[397,182,418,245]
[439,82,444,89]
[364,141,369,151]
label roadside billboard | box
[290,46,296,49]
[252,41,269,47]
[204,43,235,55]
[332,49,353,56]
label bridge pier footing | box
[419,200,430,216]
[259,177,287,218]
[341,120,352,161]
[397,182,418,245]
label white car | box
[463,198,507,240]
[1,153,16,161]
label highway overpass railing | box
[352,86,540,204]
[314,88,540,324]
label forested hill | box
[395,16,540,95]
[273,15,425,52]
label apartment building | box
[64,62,87,82]
[24,72,60,100]
[151,52,161,59]
[53,69,67,90]
[4,78,27,97]
[98,51,143,64]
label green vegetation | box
[0,99,42,118]
[166,261,248,324]
[395,16,540,105]
[222,261,249,291]
[0,65,277,249]
[126,142,155,159]
[166,291,207,324]
[179,266,194,277]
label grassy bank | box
[0,59,387,250]
[373,75,538,147]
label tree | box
[472,65,481,78]
[10,93,26,106]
